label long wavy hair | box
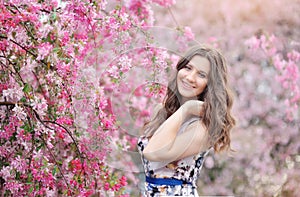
[143,45,236,153]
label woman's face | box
[177,55,210,102]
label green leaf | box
[27,173,33,182]
[57,160,63,166]
[43,159,48,167]
[51,12,57,21]
[16,171,21,179]
[52,166,58,176]
[29,186,34,193]
[20,97,27,103]
[21,123,34,133]
[64,58,71,64]
[35,184,39,191]
[23,83,32,93]
[36,142,44,151]
[52,47,61,53]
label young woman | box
[137,45,236,196]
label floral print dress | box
[137,117,210,197]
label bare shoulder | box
[186,119,207,132]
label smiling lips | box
[181,80,195,89]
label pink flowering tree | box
[0,0,192,196]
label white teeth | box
[182,81,194,88]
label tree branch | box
[0,101,84,162]
[39,134,71,191]
[1,34,48,67]
[167,7,180,28]
[0,101,83,189]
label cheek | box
[177,71,186,82]
[196,79,208,89]
[177,70,185,77]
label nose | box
[186,71,196,83]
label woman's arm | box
[143,100,208,162]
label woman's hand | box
[181,100,204,117]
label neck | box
[180,96,197,104]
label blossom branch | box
[167,7,180,28]
[39,133,72,191]
[0,101,84,163]
[0,53,26,86]
[1,34,48,67]
[42,120,84,160]
[30,70,51,103]
[0,101,83,189]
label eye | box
[198,72,207,78]
[183,65,192,70]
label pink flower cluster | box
[152,0,176,7]
[103,175,127,192]
[245,34,300,120]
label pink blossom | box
[12,104,27,120]
[107,64,121,79]
[17,129,31,144]
[56,62,71,78]
[140,109,150,117]
[273,54,285,70]
[104,182,110,190]
[0,166,12,181]
[4,181,24,195]
[128,0,154,25]
[28,94,48,116]
[74,32,88,41]
[287,50,300,62]
[98,97,108,110]
[37,23,53,39]
[1,116,22,140]
[0,83,8,94]
[55,127,65,139]
[56,116,73,125]
[11,155,27,174]
[0,39,9,51]
[0,144,9,157]
[118,55,132,72]
[61,31,70,45]
[36,42,53,60]
[152,0,176,7]
[70,159,82,173]
[183,26,194,41]
[2,86,24,102]
[119,195,130,197]
[170,54,180,69]
[119,175,127,186]
[119,8,129,23]
[112,183,121,191]
[245,36,260,50]
[101,118,114,129]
